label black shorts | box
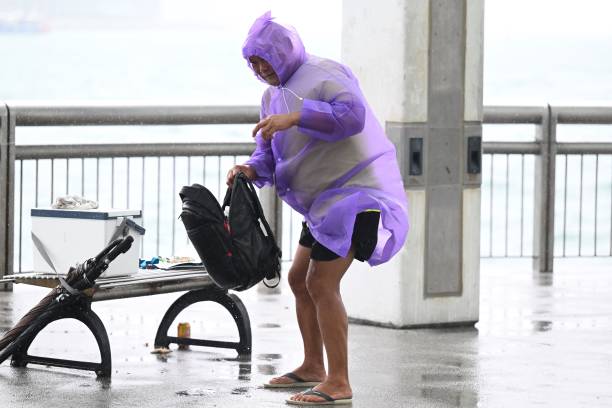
[298,211,380,262]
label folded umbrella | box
[0,235,134,363]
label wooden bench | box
[0,269,251,377]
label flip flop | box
[286,388,353,405]
[263,372,322,389]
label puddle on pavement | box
[231,386,251,395]
[208,355,252,363]
[441,360,464,368]
[256,353,282,361]
[260,297,281,302]
[532,320,553,332]
[97,379,112,389]
[534,274,554,286]
[154,355,169,363]
[421,373,465,382]
[419,386,478,407]
[239,363,252,381]
[176,388,216,397]
[111,379,163,387]
[257,364,278,375]
[257,323,281,329]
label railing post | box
[258,186,282,245]
[532,105,556,273]
[258,185,283,293]
[0,103,14,290]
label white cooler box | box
[31,208,145,278]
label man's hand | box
[252,112,300,141]
[226,164,257,186]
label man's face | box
[249,56,280,86]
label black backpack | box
[179,172,281,291]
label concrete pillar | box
[341,0,484,327]
[257,185,283,294]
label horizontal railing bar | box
[483,106,546,124]
[15,141,612,161]
[10,104,612,127]
[10,104,260,126]
[483,142,540,155]
[556,107,612,124]
[15,143,255,160]
[557,143,612,155]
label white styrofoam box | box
[31,208,145,278]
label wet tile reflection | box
[97,378,112,389]
[532,320,553,332]
[421,373,465,382]
[419,386,478,407]
[534,273,553,286]
[257,323,281,329]
[1,260,610,407]
[257,364,277,375]
[256,353,282,361]
[175,388,216,397]
[231,386,251,395]
[441,360,464,368]
[238,363,251,381]
[154,355,169,363]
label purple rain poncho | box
[242,12,409,266]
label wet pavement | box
[0,258,611,407]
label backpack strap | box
[225,172,282,286]
[241,173,276,241]
[225,173,273,239]
[221,185,232,211]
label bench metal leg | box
[10,299,112,377]
[154,288,252,355]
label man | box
[227,11,409,405]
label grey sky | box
[2,0,609,104]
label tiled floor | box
[0,258,611,407]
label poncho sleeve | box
[244,93,275,187]
[297,76,366,142]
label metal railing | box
[482,106,612,271]
[1,104,611,284]
[0,104,271,287]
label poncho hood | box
[242,11,307,85]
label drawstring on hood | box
[242,11,307,86]
[280,86,303,113]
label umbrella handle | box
[104,235,134,264]
[94,238,124,263]
[82,236,134,284]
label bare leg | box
[267,244,326,385]
[291,253,354,402]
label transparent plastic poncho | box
[242,12,409,265]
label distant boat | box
[0,17,49,33]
